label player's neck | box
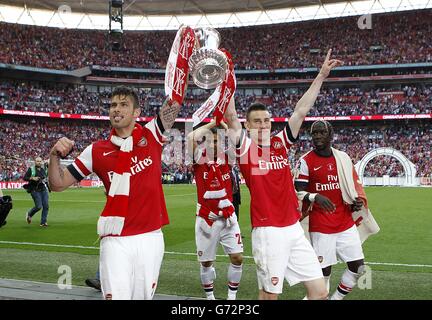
[114,124,135,138]
[314,147,332,157]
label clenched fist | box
[50,137,75,158]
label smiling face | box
[109,94,140,132]
[246,110,272,146]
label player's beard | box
[313,138,330,151]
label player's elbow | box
[48,181,66,192]
[292,107,308,120]
[48,185,61,192]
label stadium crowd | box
[1,82,431,117]
[0,9,431,70]
[0,119,430,182]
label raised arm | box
[224,97,243,146]
[48,137,78,192]
[288,49,342,139]
[159,97,182,132]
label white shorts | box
[99,230,164,300]
[310,225,365,269]
[195,217,243,262]
[252,222,323,294]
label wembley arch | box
[354,147,417,186]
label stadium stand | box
[1,81,431,117]
[0,9,431,70]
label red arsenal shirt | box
[67,119,169,236]
[296,150,355,234]
[193,150,233,213]
[236,126,301,228]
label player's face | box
[206,132,222,160]
[109,95,140,130]
[311,123,331,150]
[246,110,272,145]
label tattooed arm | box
[158,97,182,131]
[48,137,78,192]
[224,97,243,146]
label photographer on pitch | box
[23,157,50,227]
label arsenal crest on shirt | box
[138,137,147,147]
[273,141,283,149]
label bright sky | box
[0,0,431,30]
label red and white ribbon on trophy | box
[165,26,196,105]
[192,49,236,127]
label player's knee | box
[308,288,328,300]
[260,289,278,300]
[201,261,213,268]
[317,289,329,300]
[229,254,243,265]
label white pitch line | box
[11,199,106,203]
[0,241,99,250]
[0,241,431,269]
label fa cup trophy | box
[189,27,227,89]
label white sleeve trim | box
[77,144,93,174]
[145,119,164,146]
[298,157,309,178]
[236,130,251,158]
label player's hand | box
[211,117,228,130]
[315,194,336,213]
[351,197,364,212]
[208,212,221,220]
[318,49,343,79]
[219,120,228,130]
[50,137,75,158]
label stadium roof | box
[0,0,352,15]
[0,0,431,29]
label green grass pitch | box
[0,185,431,300]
